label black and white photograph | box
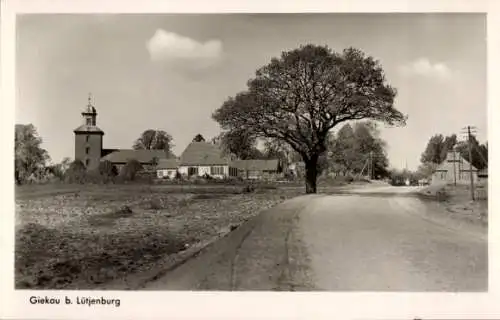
[1,1,498,319]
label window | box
[85,147,90,154]
[85,159,90,167]
[86,135,90,142]
[86,118,92,126]
[210,166,224,175]
[188,167,199,176]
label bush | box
[98,160,118,179]
[64,160,87,184]
[174,170,182,180]
[203,173,214,180]
[120,159,143,181]
[243,184,255,193]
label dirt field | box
[15,183,305,289]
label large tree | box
[213,45,405,193]
[15,124,50,184]
[133,129,174,154]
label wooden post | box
[467,126,475,201]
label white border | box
[1,0,499,319]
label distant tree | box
[420,134,445,164]
[416,162,438,179]
[352,122,389,178]
[455,135,488,170]
[192,134,206,142]
[213,45,406,193]
[15,124,50,185]
[440,134,458,162]
[328,124,357,175]
[133,129,174,155]
[120,159,143,181]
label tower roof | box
[82,93,97,114]
[74,125,104,134]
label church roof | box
[157,158,180,169]
[74,125,104,133]
[231,159,280,171]
[179,141,231,166]
[101,149,172,164]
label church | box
[73,96,171,171]
[74,95,283,179]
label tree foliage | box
[326,121,389,178]
[213,45,405,193]
[192,134,206,142]
[216,130,263,160]
[455,135,488,170]
[15,124,50,184]
[420,134,458,165]
[133,129,174,154]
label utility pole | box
[369,151,373,180]
[452,148,457,186]
[467,126,475,201]
[461,126,477,201]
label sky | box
[15,13,487,170]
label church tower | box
[74,94,104,170]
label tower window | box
[86,147,90,154]
[85,159,90,167]
[86,118,92,126]
[86,135,89,142]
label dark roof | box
[101,149,171,164]
[101,148,119,157]
[478,168,488,177]
[74,125,104,134]
[157,158,180,169]
[231,159,280,171]
[179,142,231,166]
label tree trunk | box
[305,156,318,194]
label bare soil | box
[15,184,303,289]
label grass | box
[15,183,303,289]
[418,182,488,226]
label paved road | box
[144,186,487,291]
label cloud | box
[146,29,223,70]
[399,58,452,81]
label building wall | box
[157,169,177,179]
[178,165,234,178]
[75,133,103,171]
[431,170,478,185]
